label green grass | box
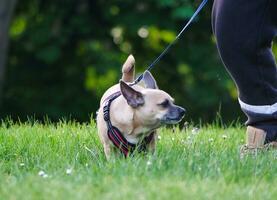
[0,120,276,200]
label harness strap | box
[103,91,154,157]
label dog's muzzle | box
[161,106,186,124]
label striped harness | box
[103,91,154,157]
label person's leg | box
[212,0,277,144]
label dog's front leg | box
[103,143,112,160]
[146,131,157,154]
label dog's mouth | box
[160,115,185,125]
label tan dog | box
[97,55,185,159]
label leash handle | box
[130,0,209,86]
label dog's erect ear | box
[143,70,158,89]
[120,80,144,108]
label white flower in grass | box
[19,163,25,167]
[38,170,45,176]
[66,168,73,175]
[38,170,48,178]
[42,174,48,178]
[192,127,200,135]
[157,135,162,140]
[85,163,89,167]
[171,137,175,141]
[222,134,227,139]
[183,121,189,128]
[146,161,152,166]
[208,138,214,143]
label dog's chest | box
[124,128,152,144]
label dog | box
[96,55,185,159]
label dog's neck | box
[110,97,155,144]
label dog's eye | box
[159,99,169,108]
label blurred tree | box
[1,0,249,123]
[0,0,17,105]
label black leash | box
[130,0,209,86]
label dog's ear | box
[143,70,158,89]
[120,80,144,108]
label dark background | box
[1,0,275,124]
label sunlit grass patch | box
[0,121,276,200]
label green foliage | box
[0,122,276,199]
[2,0,247,122]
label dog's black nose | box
[179,107,186,116]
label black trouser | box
[212,0,277,142]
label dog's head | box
[120,71,185,128]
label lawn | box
[0,120,276,200]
